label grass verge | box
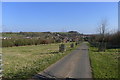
[2,42,79,80]
[89,46,119,78]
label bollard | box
[59,44,66,52]
[70,43,74,48]
[75,42,78,46]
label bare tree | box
[98,19,108,51]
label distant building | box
[2,37,11,39]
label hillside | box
[1,31,83,47]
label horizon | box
[0,31,112,35]
[2,2,118,34]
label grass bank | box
[2,42,79,80]
[89,46,119,78]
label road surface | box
[32,42,92,79]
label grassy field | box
[89,46,120,78]
[2,42,78,79]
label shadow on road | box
[32,71,93,80]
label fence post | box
[59,44,66,52]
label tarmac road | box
[32,42,92,79]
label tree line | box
[89,31,120,51]
[2,38,54,47]
[87,19,120,51]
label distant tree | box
[97,19,108,51]
[68,31,79,34]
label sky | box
[0,2,2,32]
[1,0,119,2]
[2,2,118,34]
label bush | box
[2,38,55,47]
[2,39,14,47]
[89,31,120,49]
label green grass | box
[89,46,119,78]
[2,42,78,80]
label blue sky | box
[2,2,118,34]
[1,0,119,2]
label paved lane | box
[32,42,92,79]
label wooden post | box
[59,44,66,52]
